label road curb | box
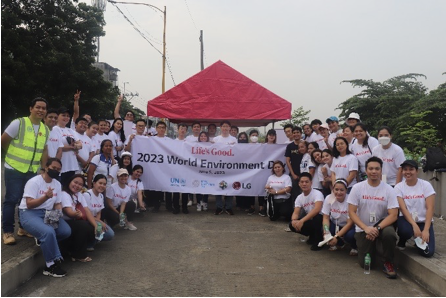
[1,245,43,296]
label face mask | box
[238,139,248,143]
[250,136,258,143]
[47,168,60,179]
[378,137,391,146]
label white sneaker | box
[202,202,208,211]
[197,203,202,212]
[187,200,193,207]
[134,208,140,214]
[124,222,137,231]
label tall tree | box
[281,106,311,128]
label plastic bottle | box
[364,253,371,274]
[119,213,126,227]
[96,222,102,236]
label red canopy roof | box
[146,60,291,127]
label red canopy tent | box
[146,60,291,127]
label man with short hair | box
[317,124,330,150]
[326,116,342,148]
[348,156,399,279]
[2,98,50,244]
[207,123,217,141]
[124,119,148,152]
[283,123,294,144]
[74,117,95,173]
[45,108,63,160]
[285,126,303,200]
[346,112,361,127]
[185,122,201,142]
[114,94,140,136]
[230,125,239,138]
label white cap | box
[117,168,129,177]
[319,123,329,130]
[121,151,132,158]
[347,112,360,120]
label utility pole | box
[200,30,204,71]
[162,6,167,93]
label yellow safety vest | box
[5,117,49,173]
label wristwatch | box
[377,226,382,232]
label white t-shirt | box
[330,154,358,187]
[294,189,324,214]
[106,182,132,208]
[372,143,406,186]
[60,191,88,220]
[93,133,111,151]
[19,175,62,210]
[347,181,399,232]
[75,132,95,171]
[318,164,332,185]
[124,134,149,147]
[328,129,342,148]
[107,131,124,158]
[313,164,324,189]
[185,135,199,142]
[300,153,312,174]
[322,194,349,227]
[127,177,145,201]
[4,119,42,169]
[304,131,317,143]
[350,137,379,175]
[52,126,79,173]
[90,154,115,186]
[83,189,105,217]
[395,179,435,223]
[266,174,292,200]
[313,133,328,150]
[213,135,237,145]
[47,129,64,159]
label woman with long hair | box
[87,139,117,188]
[330,137,358,193]
[107,118,126,160]
[265,129,277,144]
[350,123,379,181]
[128,165,146,213]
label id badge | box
[412,212,419,222]
[335,225,340,234]
[382,175,387,184]
[369,212,376,223]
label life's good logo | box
[191,147,235,156]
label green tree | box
[281,106,311,128]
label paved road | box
[11,199,431,297]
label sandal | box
[72,256,92,262]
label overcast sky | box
[89,0,446,124]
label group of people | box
[1,94,436,280]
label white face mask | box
[378,136,391,146]
[250,136,258,143]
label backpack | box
[423,147,446,172]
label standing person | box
[264,161,293,220]
[128,165,146,213]
[107,118,126,160]
[285,126,303,200]
[207,123,217,141]
[283,123,294,144]
[124,119,149,152]
[350,123,379,181]
[103,169,137,230]
[2,97,50,244]
[174,123,193,208]
[93,119,111,151]
[395,160,435,257]
[320,149,334,196]
[60,174,96,262]
[346,112,361,127]
[265,129,277,144]
[114,94,137,135]
[317,124,330,150]
[348,156,399,279]
[230,126,239,138]
[53,107,83,186]
[213,121,237,215]
[372,126,405,186]
[45,108,63,160]
[321,178,357,255]
[289,173,324,251]
[310,149,323,192]
[70,90,92,129]
[299,140,314,176]
[87,139,117,189]
[74,117,95,174]
[245,129,260,215]
[302,124,316,143]
[235,132,250,210]
[176,123,188,141]
[85,121,99,155]
[330,137,358,192]
[185,122,201,142]
[342,125,356,149]
[196,131,210,212]
[18,158,71,276]
[146,119,157,136]
[326,116,342,148]
[84,174,114,250]
[237,132,248,143]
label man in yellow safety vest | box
[1,98,50,245]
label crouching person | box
[289,172,324,251]
[19,158,71,277]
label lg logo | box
[232,182,251,190]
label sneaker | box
[17,228,33,238]
[259,209,267,217]
[306,238,315,245]
[328,245,338,251]
[3,232,16,245]
[187,200,193,207]
[124,222,137,231]
[349,249,358,256]
[182,208,189,214]
[43,262,67,278]
[397,239,406,251]
[284,227,292,232]
[383,262,397,279]
[225,209,234,215]
[197,203,202,212]
[172,209,180,215]
[134,208,140,214]
[35,237,41,247]
[247,208,255,215]
[202,202,208,211]
[214,208,224,215]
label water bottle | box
[96,222,102,236]
[364,253,371,274]
[119,213,126,227]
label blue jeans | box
[215,195,233,209]
[87,220,114,249]
[3,168,36,233]
[397,216,435,257]
[330,221,357,249]
[19,209,71,263]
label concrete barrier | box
[418,170,445,217]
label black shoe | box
[397,239,406,251]
[172,209,180,214]
[310,244,323,251]
[166,206,173,212]
[182,208,189,214]
[214,208,224,215]
[43,262,67,278]
[306,238,315,245]
[259,209,267,217]
[225,209,234,215]
[247,208,255,215]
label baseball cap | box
[347,112,360,121]
[400,160,419,168]
[319,123,330,130]
[326,116,339,123]
[117,168,129,177]
[121,151,132,158]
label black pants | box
[145,191,163,210]
[61,219,94,259]
[290,176,302,202]
[289,213,323,243]
[102,201,137,227]
[269,199,294,221]
[166,193,188,211]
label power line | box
[123,5,162,46]
[184,0,198,30]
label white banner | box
[130,136,287,196]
